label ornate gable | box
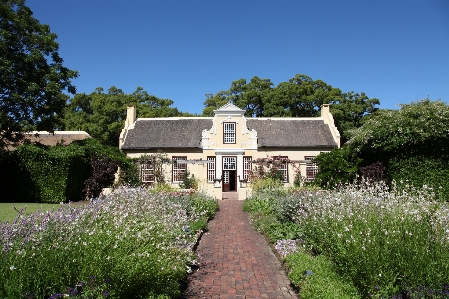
[202,103,257,149]
[213,102,245,116]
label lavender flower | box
[275,239,302,258]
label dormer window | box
[223,122,236,144]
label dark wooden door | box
[223,170,230,192]
[222,157,236,192]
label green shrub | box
[286,182,449,297]
[247,212,279,235]
[243,197,275,215]
[149,183,177,193]
[250,177,284,193]
[285,248,360,299]
[192,196,219,219]
[189,217,208,232]
[179,169,199,190]
[386,154,449,201]
[265,221,302,243]
[313,146,360,187]
[0,138,134,203]
[0,150,36,203]
[10,144,91,203]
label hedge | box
[0,138,135,203]
[386,153,449,201]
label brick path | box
[181,195,298,299]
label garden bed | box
[244,182,449,299]
[0,188,219,299]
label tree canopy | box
[0,0,78,149]
[314,99,449,200]
[203,74,379,143]
[63,86,193,146]
[347,99,449,157]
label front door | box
[222,156,236,192]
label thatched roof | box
[121,117,337,149]
[246,119,336,148]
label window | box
[223,156,236,170]
[244,156,252,182]
[141,162,154,184]
[305,156,318,182]
[207,156,216,182]
[275,156,288,183]
[172,156,187,183]
[223,122,236,144]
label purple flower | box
[67,287,78,296]
[49,293,62,299]
[103,290,110,297]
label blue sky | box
[27,0,449,115]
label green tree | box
[0,0,78,148]
[202,77,273,117]
[347,99,449,158]
[330,91,380,144]
[315,99,449,199]
[274,74,342,117]
[202,74,378,143]
[63,86,191,146]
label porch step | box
[222,192,239,200]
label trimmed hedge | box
[0,138,133,203]
[386,153,449,201]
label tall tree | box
[330,91,380,144]
[202,74,378,143]
[202,77,273,117]
[63,86,191,146]
[275,74,342,117]
[0,0,78,148]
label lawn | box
[0,203,62,223]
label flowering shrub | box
[314,99,449,200]
[250,156,289,182]
[0,188,218,298]
[275,239,302,258]
[290,181,449,297]
[245,180,449,298]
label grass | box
[0,203,62,223]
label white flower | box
[9,266,16,271]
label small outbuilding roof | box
[25,131,91,146]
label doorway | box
[222,156,237,192]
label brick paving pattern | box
[181,194,298,299]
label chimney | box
[321,104,330,118]
[126,106,136,126]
